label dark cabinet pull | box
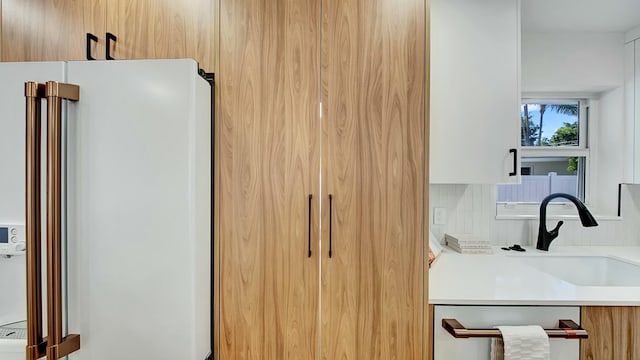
[106,32,117,60]
[509,148,518,176]
[308,194,312,258]
[86,33,98,60]
[329,194,333,258]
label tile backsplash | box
[429,184,640,247]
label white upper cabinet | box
[625,31,640,183]
[430,0,521,184]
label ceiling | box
[521,0,640,33]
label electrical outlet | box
[433,207,447,225]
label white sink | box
[518,255,640,287]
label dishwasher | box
[433,305,582,359]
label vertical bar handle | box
[25,82,47,360]
[308,195,312,257]
[45,81,81,360]
[86,33,98,60]
[509,148,518,176]
[329,194,333,258]
[106,32,117,60]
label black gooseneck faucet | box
[537,193,599,251]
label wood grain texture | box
[581,306,640,360]
[212,0,220,75]
[218,0,320,358]
[212,0,220,358]
[1,0,105,61]
[108,0,214,71]
[321,0,426,358]
[422,0,434,360]
[424,1,431,358]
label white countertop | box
[429,246,640,306]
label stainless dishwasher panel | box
[433,305,581,360]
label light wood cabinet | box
[216,0,320,358]
[320,0,426,357]
[581,306,640,360]
[106,0,214,70]
[217,0,428,358]
[0,0,214,71]
[1,0,105,62]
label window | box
[497,99,590,213]
[519,101,584,148]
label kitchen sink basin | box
[518,255,640,287]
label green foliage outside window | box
[521,103,580,172]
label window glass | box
[498,99,589,212]
[497,156,586,203]
[521,102,580,147]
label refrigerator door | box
[0,62,66,359]
[64,59,211,360]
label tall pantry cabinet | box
[217,0,321,358]
[217,0,429,358]
[321,0,427,358]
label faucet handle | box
[549,220,564,238]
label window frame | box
[497,95,593,218]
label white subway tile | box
[430,184,640,246]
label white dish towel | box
[491,325,550,360]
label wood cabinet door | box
[106,0,214,71]
[217,0,320,358]
[581,306,640,360]
[1,0,105,61]
[320,0,427,358]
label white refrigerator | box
[0,59,212,360]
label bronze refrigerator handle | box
[442,318,588,339]
[25,82,47,360]
[45,81,81,360]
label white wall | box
[626,25,640,43]
[522,32,625,93]
[520,32,627,215]
[429,30,636,246]
[522,30,628,218]
[430,184,640,246]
